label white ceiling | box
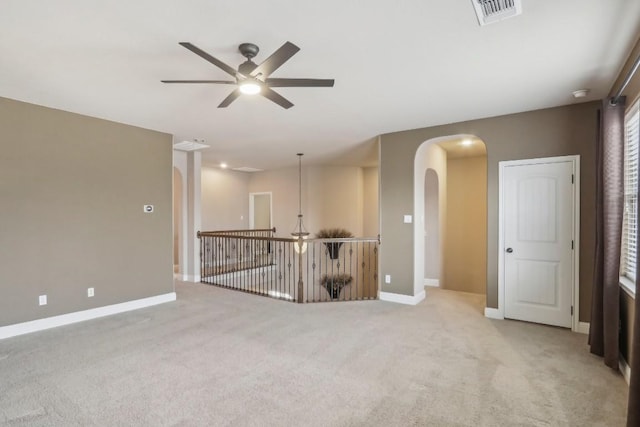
[1,1,639,170]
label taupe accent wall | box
[380,102,598,320]
[621,291,635,365]
[0,97,174,327]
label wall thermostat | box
[144,205,154,213]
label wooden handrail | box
[202,227,276,234]
[199,233,379,243]
[197,228,276,238]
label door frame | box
[497,155,581,332]
[249,192,273,229]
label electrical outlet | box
[87,287,95,297]
[39,295,47,306]
[385,275,391,284]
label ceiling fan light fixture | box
[162,41,334,108]
[239,80,261,95]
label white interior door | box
[503,159,575,328]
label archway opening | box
[173,167,183,274]
[414,135,487,299]
[424,169,440,286]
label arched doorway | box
[424,169,440,287]
[414,135,487,298]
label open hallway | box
[0,282,628,426]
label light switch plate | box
[385,275,391,284]
[403,215,412,223]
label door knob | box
[506,247,513,253]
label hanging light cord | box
[297,153,303,225]
[292,153,308,237]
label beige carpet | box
[0,281,628,426]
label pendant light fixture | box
[291,153,309,253]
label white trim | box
[620,355,631,385]
[576,322,590,335]
[380,290,425,305]
[620,276,637,298]
[574,158,581,333]
[184,274,201,283]
[497,163,506,320]
[498,155,581,331]
[424,278,440,287]
[0,292,177,340]
[484,307,504,319]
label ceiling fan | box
[162,41,334,109]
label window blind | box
[621,101,640,281]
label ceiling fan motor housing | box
[238,60,258,77]
[238,43,259,59]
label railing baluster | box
[197,229,378,304]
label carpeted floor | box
[0,281,629,426]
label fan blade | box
[261,87,294,109]
[250,41,300,78]
[179,42,241,78]
[218,88,242,108]
[265,78,335,88]
[161,80,236,84]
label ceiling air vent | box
[173,140,210,151]
[232,166,263,173]
[472,0,522,26]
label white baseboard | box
[380,290,425,305]
[424,278,439,287]
[620,355,631,385]
[0,292,177,340]
[484,307,504,320]
[576,322,590,335]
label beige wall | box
[444,156,487,295]
[380,102,598,320]
[362,167,379,237]
[201,167,250,231]
[0,97,174,327]
[307,166,364,237]
[249,166,375,238]
[249,167,303,237]
[253,194,271,229]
